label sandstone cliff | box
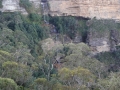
[0,0,27,14]
[49,0,120,20]
[87,19,120,53]
[1,0,120,20]
[0,0,41,14]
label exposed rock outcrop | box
[1,0,120,20]
[87,29,110,53]
[49,0,120,20]
[0,0,41,14]
[0,0,27,14]
[110,29,120,51]
[87,28,120,53]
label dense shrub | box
[0,0,3,8]
[95,50,120,72]
[19,0,33,13]
[49,16,88,39]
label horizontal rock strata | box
[49,0,120,20]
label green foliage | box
[96,52,115,64]
[96,50,120,72]
[0,0,3,8]
[0,50,14,66]
[89,19,117,32]
[19,0,33,13]
[35,78,47,84]
[2,62,33,87]
[2,61,18,69]
[33,78,48,90]
[0,50,11,58]
[49,16,88,39]
[28,13,42,23]
[0,12,49,56]
[0,77,18,90]
[98,72,120,90]
[0,10,120,90]
[58,67,95,89]
[0,12,49,89]
[61,43,90,68]
[35,53,57,80]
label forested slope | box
[0,1,120,89]
[0,11,119,90]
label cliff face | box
[1,0,120,53]
[1,0,120,20]
[87,29,111,53]
[49,0,120,20]
[0,0,27,14]
[0,0,41,14]
[87,30,120,53]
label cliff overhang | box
[48,0,120,20]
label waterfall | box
[41,0,58,42]
[40,0,49,23]
[40,2,46,22]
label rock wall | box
[0,0,41,14]
[0,0,27,14]
[87,29,110,53]
[1,0,120,20]
[48,0,120,20]
[87,28,120,53]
